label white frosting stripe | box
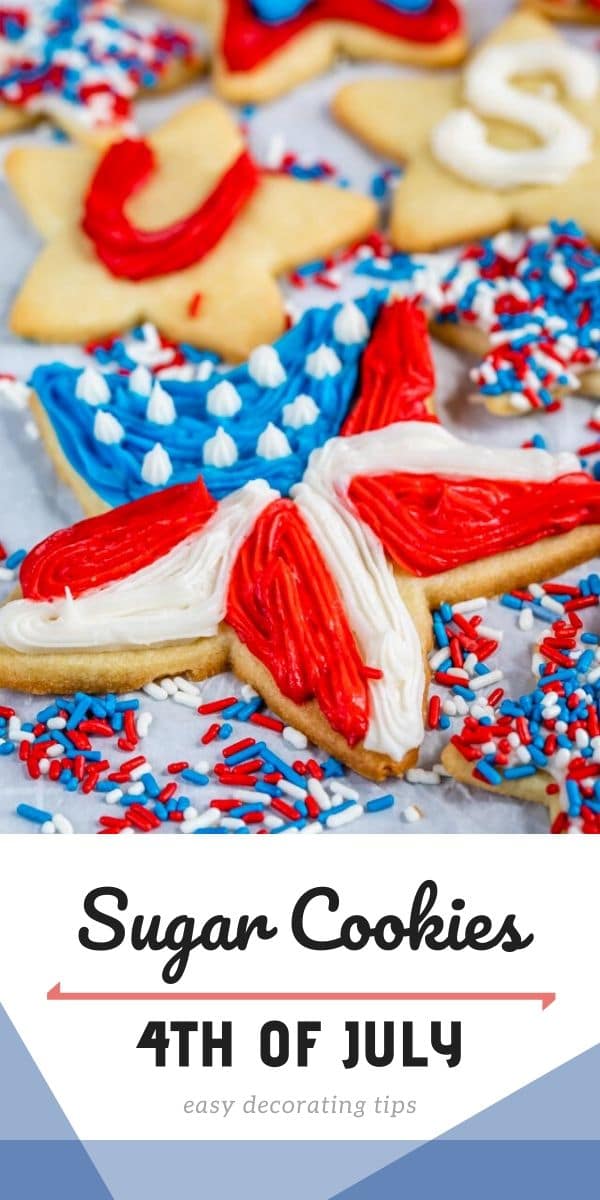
[294,483,425,763]
[431,38,598,190]
[301,420,581,494]
[0,481,278,653]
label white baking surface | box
[0,0,597,832]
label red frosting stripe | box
[222,0,462,71]
[227,498,371,745]
[21,479,218,601]
[83,139,260,281]
[342,298,437,436]
[348,472,600,577]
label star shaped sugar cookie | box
[522,0,600,23]
[5,98,377,360]
[0,0,202,145]
[333,11,600,252]
[4,293,600,782]
[151,0,466,104]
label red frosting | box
[227,498,376,745]
[21,479,218,601]
[348,471,600,577]
[343,299,437,436]
[221,0,462,71]
[83,140,260,281]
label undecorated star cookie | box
[4,98,377,359]
[4,294,600,781]
[522,0,600,24]
[357,221,600,416]
[0,0,202,145]
[333,11,600,252]
[151,0,466,103]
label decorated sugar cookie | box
[0,0,201,144]
[5,99,377,359]
[358,221,600,415]
[333,11,600,252]
[151,0,466,104]
[522,0,600,24]
[4,295,600,781]
[441,574,600,834]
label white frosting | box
[75,367,110,407]
[431,39,598,190]
[248,345,287,388]
[302,420,580,494]
[294,482,425,763]
[333,301,370,345]
[305,344,342,379]
[129,364,153,398]
[203,426,238,468]
[93,409,125,445]
[0,483,277,653]
[282,393,320,429]
[206,380,242,418]
[256,422,292,459]
[146,380,176,426]
[141,442,173,486]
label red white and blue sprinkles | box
[0,0,197,136]
[356,220,600,414]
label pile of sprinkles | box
[450,573,600,834]
[3,671,400,835]
[87,322,219,381]
[356,220,600,414]
[0,0,196,135]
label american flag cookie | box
[4,295,600,782]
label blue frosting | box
[31,292,386,508]
[251,0,430,21]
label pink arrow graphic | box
[47,983,556,1009]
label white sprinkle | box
[159,677,178,695]
[104,788,123,804]
[143,682,168,701]
[451,597,487,614]
[519,607,534,631]
[469,669,503,692]
[442,699,457,716]
[221,816,245,830]
[307,777,332,811]
[194,759,210,775]
[263,813,284,829]
[429,647,450,671]
[47,716,66,730]
[173,676,200,695]
[477,625,503,641]
[283,725,308,750]
[40,820,56,834]
[329,780,360,801]
[300,821,323,834]
[135,712,153,738]
[127,782,145,796]
[172,691,201,709]
[402,804,424,823]
[183,806,199,821]
[265,131,285,169]
[180,808,221,832]
[406,769,441,785]
[130,761,150,781]
[38,758,50,775]
[53,813,74,834]
[539,595,565,616]
[278,779,308,802]
[325,803,364,828]
[241,684,258,701]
